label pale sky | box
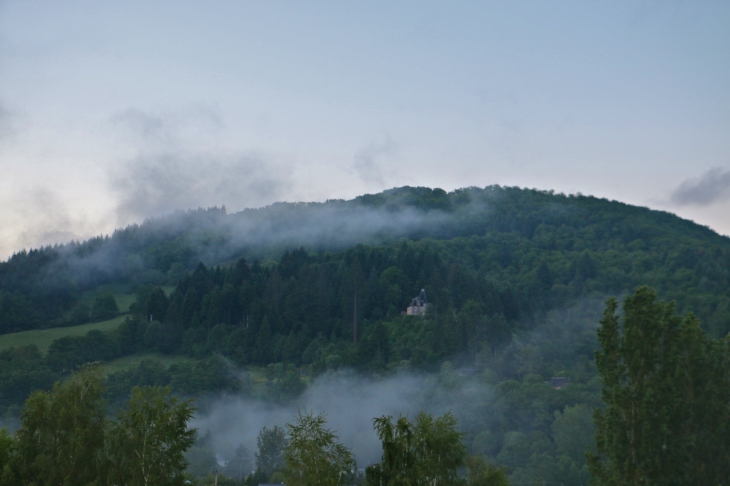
[1,1,729,259]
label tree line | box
[0,365,509,486]
[0,367,196,485]
[0,343,242,419]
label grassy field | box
[0,315,127,354]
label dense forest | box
[1,185,730,484]
[2,186,729,335]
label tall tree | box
[255,425,288,477]
[366,411,466,486]
[283,410,355,486]
[0,429,14,477]
[587,286,730,485]
[224,443,253,481]
[107,386,196,486]
[2,367,107,486]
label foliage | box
[283,410,356,486]
[0,345,55,415]
[255,425,288,477]
[90,293,119,321]
[223,443,253,480]
[587,287,730,485]
[196,473,239,485]
[107,386,196,486]
[0,429,14,477]
[2,366,107,486]
[184,431,218,479]
[3,186,730,485]
[465,455,510,486]
[366,411,467,486]
[105,355,244,404]
[0,369,197,486]
[46,329,120,373]
[3,186,730,341]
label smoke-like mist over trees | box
[191,370,493,468]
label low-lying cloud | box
[670,167,730,206]
[110,107,223,147]
[191,370,492,468]
[0,102,15,144]
[353,138,398,186]
[109,107,291,222]
[0,186,104,258]
[110,152,291,222]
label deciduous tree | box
[107,386,196,486]
[283,410,355,486]
[588,286,730,485]
[366,411,466,486]
[2,367,107,485]
[255,425,287,477]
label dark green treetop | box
[366,411,467,486]
[283,410,355,486]
[588,286,730,485]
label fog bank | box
[191,369,492,467]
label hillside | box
[2,185,729,336]
[2,185,730,485]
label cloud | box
[110,152,291,222]
[191,370,492,467]
[0,186,102,258]
[109,107,290,222]
[353,138,398,186]
[0,101,15,142]
[110,106,223,147]
[670,167,730,206]
[111,109,168,142]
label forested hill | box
[1,185,729,336]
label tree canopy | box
[588,287,730,485]
[366,411,467,486]
[0,368,197,486]
[283,410,355,486]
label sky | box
[0,0,729,259]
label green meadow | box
[0,315,128,354]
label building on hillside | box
[547,376,570,390]
[406,289,429,316]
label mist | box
[109,107,293,223]
[110,152,291,223]
[3,186,492,295]
[189,297,607,471]
[191,369,492,468]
